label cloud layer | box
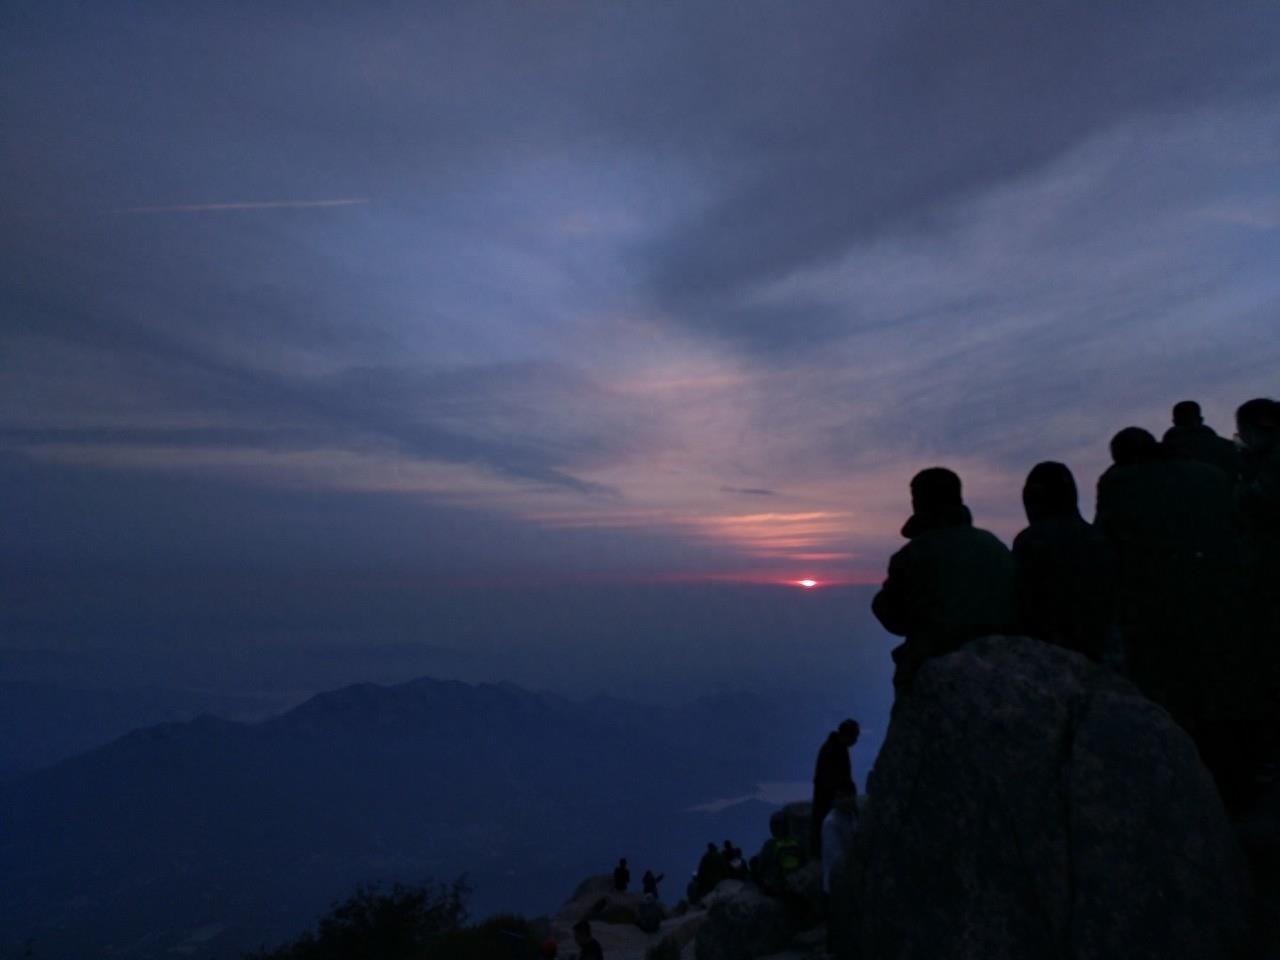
[4,1,1280,587]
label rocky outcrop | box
[838,635,1250,960]
[694,882,791,960]
[549,875,701,960]
[558,874,656,927]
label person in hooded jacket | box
[1012,461,1117,663]
[872,467,1016,697]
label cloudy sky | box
[4,1,1279,665]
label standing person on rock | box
[872,467,1017,696]
[611,857,629,892]
[810,719,859,857]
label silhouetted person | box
[820,786,857,895]
[756,809,814,928]
[757,809,803,894]
[873,467,1016,695]
[572,919,603,960]
[1235,398,1280,788]
[1012,461,1117,663]
[612,857,629,892]
[1162,400,1240,480]
[694,842,725,899]
[641,869,663,898]
[1095,426,1242,769]
[821,787,858,954]
[1236,398,1280,556]
[721,840,745,878]
[810,719,859,857]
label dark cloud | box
[3,0,1280,610]
[631,1,1280,349]
[720,486,778,497]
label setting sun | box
[797,579,818,588]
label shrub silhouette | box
[244,878,471,960]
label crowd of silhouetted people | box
[571,397,1276,956]
[872,397,1280,811]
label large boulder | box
[695,883,790,960]
[838,635,1250,960]
[556,874,649,926]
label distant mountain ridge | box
[0,680,291,778]
[0,675,825,959]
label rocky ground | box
[549,635,1280,960]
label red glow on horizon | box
[797,579,818,588]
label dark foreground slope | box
[0,678,807,959]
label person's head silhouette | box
[1022,461,1079,523]
[837,718,860,747]
[910,467,962,514]
[1172,400,1203,427]
[1236,398,1280,452]
[1109,427,1159,466]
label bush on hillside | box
[244,878,471,960]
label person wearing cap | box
[872,467,1016,696]
[810,719,859,857]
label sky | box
[3,2,1280,697]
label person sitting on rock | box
[756,810,804,899]
[810,719,859,857]
[1012,461,1117,663]
[872,467,1016,696]
[641,869,663,898]
[611,857,629,892]
[1162,399,1240,480]
[572,919,603,960]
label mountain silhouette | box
[0,676,814,959]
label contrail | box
[111,198,370,214]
